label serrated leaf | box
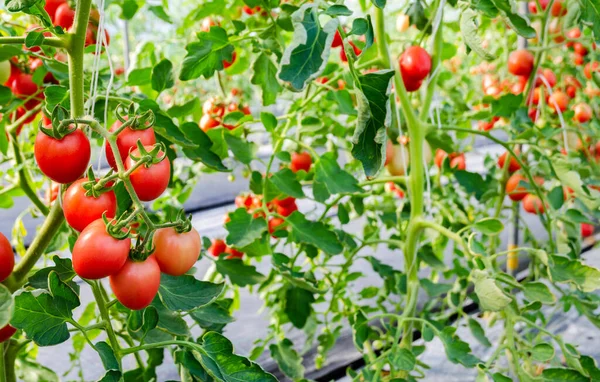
[0,284,14,328]
[179,27,234,81]
[313,152,362,202]
[351,70,395,177]
[439,327,481,367]
[251,53,283,106]
[180,122,228,171]
[284,286,314,328]
[550,255,600,293]
[224,133,257,165]
[28,256,76,290]
[151,59,174,93]
[460,9,495,60]
[325,4,352,15]
[158,274,223,311]
[278,4,337,91]
[472,270,511,312]
[286,211,343,255]
[468,318,492,347]
[215,259,266,287]
[269,338,305,379]
[523,282,556,305]
[225,208,267,248]
[270,168,305,199]
[489,0,536,38]
[541,368,588,381]
[392,348,416,371]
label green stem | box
[0,36,67,48]
[9,135,48,215]
[359,176,407,187]
[67,0,93,118]
[419,0,443,121]
[91,282,122,366]
[0,343,6,382]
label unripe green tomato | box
[372,340,383,350]
[228,174,235,182]
[535,117,547,128]
[411,99,420,108]
[0,61,10,86]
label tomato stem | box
[0,36,67,48]
[90,281,122,366]
[9,133,48,215]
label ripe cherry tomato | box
[54,3,75,29]
[551,0,566,16]
[528,108,538,122]
[208,239,227,257]
[10,72,39,101]
[0,233,14,283]
[573,42,588,56]
[200,114,220,132]
[581,223,594,238]
[449,155,466,170]
[290,152,312,173]
[506,174,528,201]
[548,91,569,113]
[566,85,577,98]
[109,255,160,310]
[242,5,261,15]
[44,0,66,21]
[573,103,592,123]
[235,194,254,209]
[508,50,534,77]
[399,46,431,82]
[271,196,295,210]
[105,119,156,171]
[497,150,521,173]
[584,61,599,79]
[153,227,201,276]
[0,325,17,343]
[125,146,171,202]
[384,181,405,198]
[340,42,362,62]
[224,246,243,259]
[331,30,343,48]
[203,98,225,117]
[30,58,58,84]
[34,128,91,184]
[276,201,298,217]
[63,178,117,232]
[523,194,545,214]
[535,68,556,88]
[85,23,110,48]
[223,51,237,69]
[268,217,285,234]
[72,219,131,279]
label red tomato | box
[105,119,156,171]
[114,67,125,76]
[331,30,343,48]
[242,5,261,15]
[225,246,243,259]
[403,76,423,92]
[449,155,466,170]
[0,325,17,343]
[45,182,59,204]
[567,27,581,42]
[208,239,227,257]
[581,223,594,238]
[573,42,588,56]
[399,46,431,81]
[277,201,298,217]
[34,128,91,184]
[584,62,599,79]
[30,58,57,84]
[384,182,405,198]
[125,146,171,202]
[0,233,14,283]
[72,219,131,279]
[498,150,521,173]
[508,50,534,77]
[10,72,39,101]
[573,53,584,66]
[203,98,225,117]
[566,85,577,98]
[54,3,75,29]
[63,178,117,232]
[268,217,285,234]
[548,91,569,113]
[235,194,254,209]
[340,42,361,62]
[200,114,220,132]
[551,0,566,16]
[223,51,237,69]
[85,23,110,48]
[573,103,592,123]
[523,194,545,214]
[384,140,394,166]
[44,0,66,21]
[109,255,160,310]
[153,227,201,276]
[271,196,295,209]
[290,151,312,173]
[506,174,528,201]
[535,68,556,88]
[528,108,538,122]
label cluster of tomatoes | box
[199,92,251,132]
[45,0,109,47]
[3,60,48,131]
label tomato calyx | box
[39,118,78,140]
[126,141,168,172]
[81,167,116,198]
[114,103,155,132]
[102,214,132,240]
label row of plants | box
[0,0,599,380]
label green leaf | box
[351,310,376,350]
[0,284,14,328]
[180,122,228,171]
[541,368,588,381]
[472,270,511,312]
[179,27,234,81]
[28,256,76,290]
[523,282,556,305]
[151,59,174,93]
[491,94,523,117]
[225,208,267,248]
[468,318,492,347]
[14,359,59,382]
[460,8,495,60]
[286,211,343,255]
[407,0,430,33]
[148,5,172,23]
[25,30,44,49]
[224,133,257,165]
[196,332,277,381]
[96,341,121,373]
[151,112,197,149]
[158,274,224,311]
[270,168,305,199]
[190,301,234,327]
[549,255,600,293]
[0,46,22,61]
[325,4,352,15]
[12,272,79,346]
[127,67,152,86]
[489,0,536,38]
[548,186,565,210]
[269,338,305,379]
[150,298,189,336]
[371,0,386,8]
[455,171,487,200]
[260,112,277,131]
[284,286,315,328]
[44,85,68,112]
[439,327,481,368]
[278,4,337,91]
[391,348,416,371]
[531,343,555,362]
[473,218,504,235]
[215,258,266,287]
[120,0,138,19]
[420,279,453,297]
[251,53,283,106]
[168,98,200,118]
[577,0,599,40]
[351,70,395,177]
[313,152,362,202]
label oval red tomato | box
[208,239,227,257]
[290,152,312,173]
[72,219,131,279]
[506,174,528,201]
[268,217,285,234]
[125,146,171,202]
[523,194,545,214]
[54,3,75,29]
[63,178,117,232]
[200,114,220,132]
[498,151,521,173]
[581,223,594,238]
[508,50,534,77]
[0,232,14,283]
[0,325,17,343]
[153,227,201,276]
[109,255,160,310]
[573,103,592,123]
[34,128,91,184]
[399,46,432,81]
[105,119,156,171]
[548,91,569,113]
[44,0,66,20]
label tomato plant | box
[1,0,600,381]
